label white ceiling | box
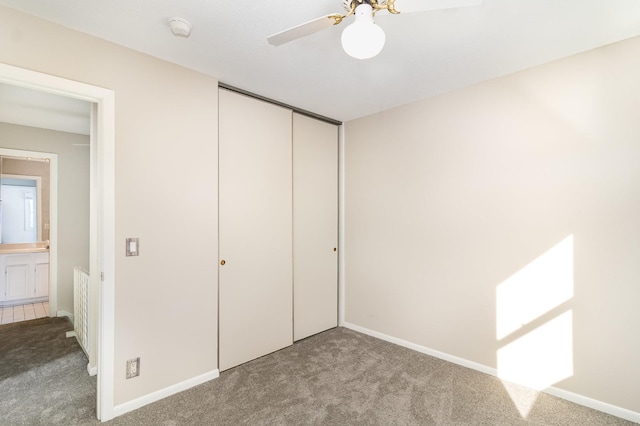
[0,0,639,123]
[0,83,91,135]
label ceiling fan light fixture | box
[341,4,385,59]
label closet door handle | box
[220,260,226,266]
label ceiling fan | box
[268,0,484,59]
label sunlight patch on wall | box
[498,311,573,388]
[496,235,574,418]
[496,235,574,340]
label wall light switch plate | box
[126,238,139,256]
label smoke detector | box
[169,18,192,38]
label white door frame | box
[0,62,116,421]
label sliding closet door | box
[293,113,338,341]
[219,89,293,371]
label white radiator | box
[73,267,90,356]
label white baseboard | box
[57,310,74,323]
[343,322,496,376]
[542,385,640,424]
[342,322,640,424]
[112,369,220,418]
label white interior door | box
[293,113,338,341]
[218,89,293,371]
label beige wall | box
[0,6,219,407]
[0,124,89,312]
[345,36,640,414]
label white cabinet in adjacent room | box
[5,255,30,301]
[34,253,50,298]
[0,252,49,304]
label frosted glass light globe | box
[341,4,386,59]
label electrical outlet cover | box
[126,357,140,379]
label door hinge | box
[101,272,105,282]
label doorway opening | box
[0,62,115,421]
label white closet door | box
[293,113,338,341]
[219,89,293,371]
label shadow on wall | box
[496,235,574,417]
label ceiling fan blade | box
[393,0,483,14]
[268,15,339,46]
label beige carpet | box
[0,317,96,425]
[106,327,636,425]
[1,317,636,425]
